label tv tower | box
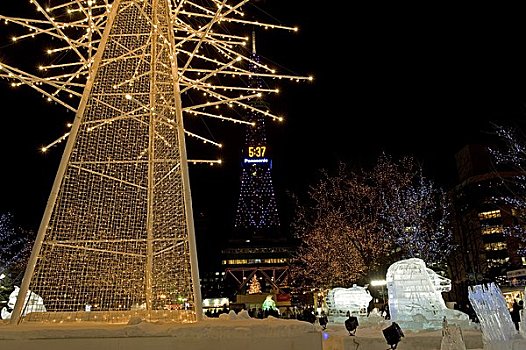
[222,32,293,300]
[232,31,281,240]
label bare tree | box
[374,154,454,265]
[290,154,455,289]
[489,125,526,257]
[0,213,33,302]
[290,163,392,290]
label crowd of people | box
[204,304,327,322]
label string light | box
[0,1,311,154]
[291,155,454,289]
[1,0,309,325]
[233,50,280,234]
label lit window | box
[478,210,501,220]
[484,242,507,251]
[481,225,503,235]
[479,210,501,220]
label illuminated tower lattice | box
[0,1,310,324]
[233,47,280,239]
[223,34,293,296]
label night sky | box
[1,2,526,271]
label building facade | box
[449,144,525,307]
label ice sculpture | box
[262,295,277,311]
[468,283,517,349]
[0,286,46,320]
[386,258,468,326]
[326,284,372,317]
[441,317,467,350]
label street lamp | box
[371,279,387,305]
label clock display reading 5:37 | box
[248,146,266,158]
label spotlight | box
[344,314,359,336]
[382,322,404,349]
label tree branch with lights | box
[290,154,455,289]
[0,213,33,302]
[489,124,526,257]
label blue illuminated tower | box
[233,50,280,240]
[222,33,292,300]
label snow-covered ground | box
[0,312,320,350]
[322,318,484,350]
[1,310,525,350]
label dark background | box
[2,2,526,271]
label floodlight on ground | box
[345,315,359,336]
[382,321,404,349]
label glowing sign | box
[248,146,266,158]
[244,158,269,164]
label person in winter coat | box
[318,311,328,330]
[511,300,523,331]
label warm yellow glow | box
[0,0,308,324]
[478,210,501,220]
[370,280,387,287]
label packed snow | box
[0,309,488,350]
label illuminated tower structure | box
[0,1,310,324]
[234,33,281,241]
[222,33,293,299]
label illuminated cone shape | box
[11,0,200,323]
[2,0,310,324]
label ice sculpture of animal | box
[326,284,373,316]
[386,258,468,325]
